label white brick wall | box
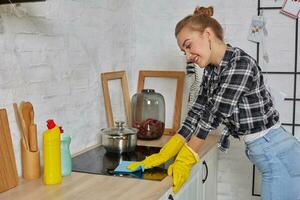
[0,1,297,199]
[0,1,134,176]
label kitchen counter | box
[0,131,219,200]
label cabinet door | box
[202,146,218,200]
[161,162,203,200]
[160,146,217,200]
[174,168,201,200]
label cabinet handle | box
[168,194,174,200]
[202,160,208,183]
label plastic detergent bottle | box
[60,127,72,176]
[43,119,62,185]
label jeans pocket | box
[245,148,270,174]
[276,139,300,177]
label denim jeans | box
[245,127,300,200]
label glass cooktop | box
[72,146,172,181]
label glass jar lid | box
[101,121,137,136]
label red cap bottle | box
[46,119,56,129]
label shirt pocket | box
[276,138,300,177]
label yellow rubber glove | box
[167,143,199,193]
[127,134,185,170]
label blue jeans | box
[245,127,300,200]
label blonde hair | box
[175,6,224,41]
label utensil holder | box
[21,139,41,180]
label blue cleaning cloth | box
[114,161,144,173]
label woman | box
[128,6,300,199]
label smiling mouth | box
[192,56,199,64]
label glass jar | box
[131,89,165,140]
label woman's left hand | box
[167,143,200,193]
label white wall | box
[0,0,135,174]
[0,1,298,200]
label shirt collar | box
[212,44,235,75]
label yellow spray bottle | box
[43,119,62,185]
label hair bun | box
[193,6,214,17]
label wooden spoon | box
[14,102,29,150]
[22,102,32,132]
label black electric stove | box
[72,146,171,181]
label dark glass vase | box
[131,89,165,140]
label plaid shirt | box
[178,46,280,140]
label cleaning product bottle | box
[60,127,72,176]
[43,119,62,185]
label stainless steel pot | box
[101,121,137,153]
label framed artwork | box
[247,15,267,43]
[281,0,300,19]
[101,71,131,127]
[137,70,185,135]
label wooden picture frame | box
[101,71,131,128]
[137,70,185,135]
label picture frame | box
[137,70,185,135]
[280,0,300,19]
[101,71,131,128]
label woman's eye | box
[186,44,191,49]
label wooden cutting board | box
[0,109,18,193]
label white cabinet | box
[159,163,203,200]
[202,145,218,200]
[160,146,218,200]
[172,163,204,200]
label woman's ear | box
[204,27,213,40]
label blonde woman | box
[128,6,300,199]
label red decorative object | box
[132,118,165,140]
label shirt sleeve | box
[178,74,208,140]
[179,57,254,140]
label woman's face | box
[176,27,211,68]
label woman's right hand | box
[127,134,186,170]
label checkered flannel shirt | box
[178,46,280,140]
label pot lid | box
[101,121,137,136]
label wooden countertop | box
[0,131,219,200]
